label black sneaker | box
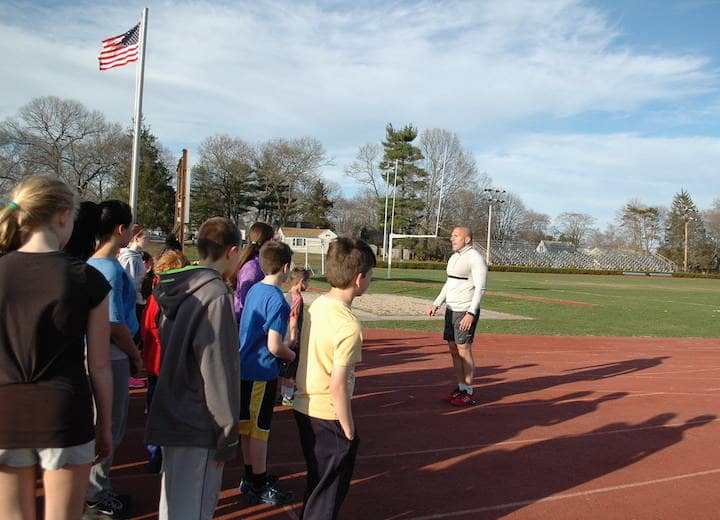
[238,474,279,494]
[85,491,130,518]
[246,480,293,506]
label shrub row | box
[671,272,720,280]
[376,260,623,275]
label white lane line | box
[405,468,720,519]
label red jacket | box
[142,278,162,376]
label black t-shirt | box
[0,251,110,448]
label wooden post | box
[175,149,189,252]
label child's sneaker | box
[246,480,293,506]
[85,491,131,518]
[281,395,294,407]
[450,390,477,406]
[238,474,278,494]
[128,376,145,389]
[442,386,461,402]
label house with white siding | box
[277,227,337,254]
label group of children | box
[0,174,377,520]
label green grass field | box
[147,243,718,338]
[314,269,719,338]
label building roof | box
[278,227,335,238]
[537,240,577,254]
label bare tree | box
[441,184,489,235]
[492,191,526,242]
[254,137,328,225]
[419,128,487,234]
[329,188,379,238]
[702,197,720,267]
[702,197,720,243]
[0,96,125,198]
[587,224,628,250]
[518,210,551,245]
[554,212,597,246]
[618,198,663,253]
[344,143,384,199]
[190,134,257,227]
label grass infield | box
[314,269,719,338]
[147,243,717,338]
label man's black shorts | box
[443,309,479,344]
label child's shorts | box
[239,379,278,442]
[279,354,299,379]
[0,439,95,470]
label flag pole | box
[129,7,148,221]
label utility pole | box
[679,201,695,273]
[684,219,689,272]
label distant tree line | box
[2,96,717,270]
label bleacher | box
[476,241,676,272]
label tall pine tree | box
[109,127,175,232]
[301,179,334,228]
[379,123,427,235]
[658,189,714,271]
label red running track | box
[71,330,720,519]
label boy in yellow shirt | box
[293,238,375,519]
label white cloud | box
[1,0,719,223]
[478,133,720,226]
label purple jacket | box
[234,255,263,323]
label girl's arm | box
[110,323,143,374]
[87,296,113,464]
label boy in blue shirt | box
[238,241,296,505]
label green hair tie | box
[8,201,19,211]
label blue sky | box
[1,0,719,228]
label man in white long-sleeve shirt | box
[428,227,488,406]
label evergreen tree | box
[302,179,334,228]
[378,123,427,234]
[109,127,175,232]
[658,190,714,271]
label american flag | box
[98,23,140,71]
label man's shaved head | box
[454,227,472,240]
[450,226,473,251]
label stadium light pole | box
[679,201,695,272]
[483,188,506,265]
[683,215,696,272]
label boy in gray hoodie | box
[145,217,242,520]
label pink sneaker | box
[128,376,145,389]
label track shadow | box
[403,413,717,519]
[73,332,702,520]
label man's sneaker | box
[85,491,130,518]
[128,376,145,389]
[450,390,477,406]
[238,474,278,494]
[442,386,462,402]
[246,480,293,506]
